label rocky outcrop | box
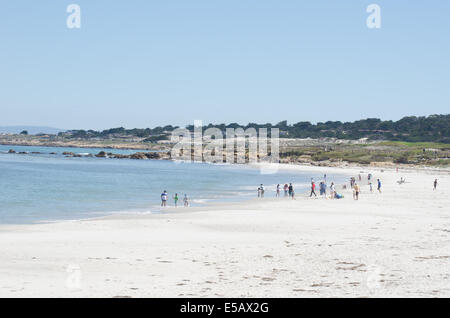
[95,151,107,158]
[129,152,148,160]
[8,149,15,153]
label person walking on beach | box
[310,181,317,197]
[350,177,355,188]
[319,182,327,198]
[284,184,289,197]
[377,179,382,193]
[183,194,189,207]
[353,183,360,200]
[173,193,179,207]
[276,184,280,197]
[161,190,168,207]
[330,182,335,199]
[433,179,438,190]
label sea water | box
[0,145,346,224]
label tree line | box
[62,114,449,143]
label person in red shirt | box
[310,181,317,197]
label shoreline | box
[2,161,447,227]
[2,142,450,171]
[0,164,449,297]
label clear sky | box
[0,1,449,130]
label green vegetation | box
[279,141,450,166]
[61,114,449,143]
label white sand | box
[0,164,449,297]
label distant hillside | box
[0,126,64,135]
[65,114,450,143]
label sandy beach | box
[0,164,449,298]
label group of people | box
[310,178,343,199]
[162,175,439,208]
[160,190,189,207]
[259,183,296,199]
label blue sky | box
[0,1,449,130]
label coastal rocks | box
[110,153,128,159]
[63,152,75,156]
[129,152,148,160]
[8,149,15,153]
[95,151,107,158]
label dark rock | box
[145,152,160,159]
[95,151,107,158]
[8,149,16,153]
[129,152,148,160]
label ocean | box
[0,145,346,224]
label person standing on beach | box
[310,181,317,197]
[288,183,293,198]
[276,184,280,197]
[291,184,295,200]
[260,184,265,198]
[330,182,335,199]
[434,179,438,190]
[353,183,360,200]
[377,179,382,193]
[161,190,168,207]
[173,193,179,207]
[284,184,289,197]
[183,194,189,207]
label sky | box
[0,1,449,130]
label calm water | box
[0,145,346,224]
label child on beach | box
[330,182,335,199]
[173,193,179,207]
[183,194,189,207]
[377,179,382,193]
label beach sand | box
[0,164,449,297]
